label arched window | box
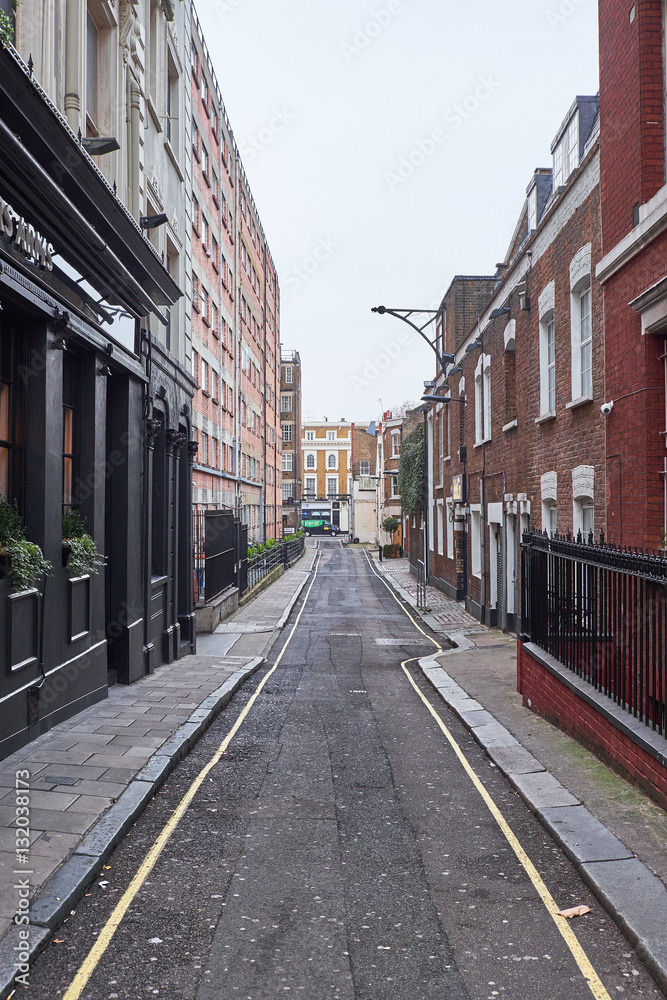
[306,453,315,470]
[327,453,336,469]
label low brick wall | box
[518,640,667,809]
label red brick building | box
[417,97,603,632]
[596,0,667,551]
[190,14,282,545]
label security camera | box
[601,401,614,416]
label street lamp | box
[371,305,455,373]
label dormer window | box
[568,113,579,174]
[552,109,580,190]
[553,141,564,189]
[528,187,537,232]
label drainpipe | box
[64,0,83,133]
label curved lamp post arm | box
[371,305,455,373]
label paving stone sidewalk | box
[372,554,479,633]
[0,544,317,996]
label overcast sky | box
[196,0,600,424]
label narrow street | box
[27,541,663,999]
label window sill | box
[535,411,556,425]
[566,394,593,411]
[502,419,518,432]
[473,437,492,448]
[165,139,184,180]
[444,455,451,463]
[146,94,162,132]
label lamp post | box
[371,305,454,373]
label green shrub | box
[0,497,51,592]
[62,511,103,577]
[382,516,400,534]
[398,426,425,516]
[383,543,401,559]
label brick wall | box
[518,641,667,809]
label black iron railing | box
[247,536,305,591]
[193,508,246,603]
[522,530,667,737]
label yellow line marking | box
[364,551,612,1000]
[62,550,322,1000]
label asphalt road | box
[27,540,665,999]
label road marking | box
[364,552,613,1000]
[62,550,322,1000]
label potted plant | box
[382,516,400,536]
[0,497,51,593]
[62,510,103,577]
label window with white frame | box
[572,465,595,540]
[470,506,482,578]
[284,365,293,384]
[391,431,400,457]
[360,460,370,475]
[282,424,293,442]
[538,281,556,416]
[282,483,293,501]
[326,477,338,497]
[327,453,337,469]
[282,453,293,471]
[541,471,558,535]
[528,186,537,232]
[569,245,593,401]
[280,394,292,412]
[567,112,579,175]
[446,498,454,558]
[327,430,335,441]
[474,354,491,444]
[306,430,314,441]
[305,453,316,470]
[437,501,444,556]
[553,140,564,189]
[304,476,317,496]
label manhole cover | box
[38,775,81,786]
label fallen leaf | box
[556,905,591,918]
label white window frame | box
[390,474,399,497]
[282,424,293,443]
[538,282,556,418]
[470,505,482,578]
[326,452,337,470]
[446,497,454,559]
[572,465,595,539]
[304,476,317,497]
[282,452,293,471]
[541,471,558,535]
[326,477,338,497]
[305,452,316,470]
[280,394,292,413]
[306,430,314,441]
[327,430,335,441]
[282,482,293,501]
[528,186,537,232]
[284,365,293,384]
[437,500,444,556]
[567,111,579,175]
[569,245,593,403]
[391,431,400,458]
[474,354,491,444]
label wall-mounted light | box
[489,305,511,319]
[98,364,113,377]
[51,338,68,351]
[447,364,463,376]
[140,213,169,230]
[465,339,483,354]
[82,136,120,155]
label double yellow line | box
[364,551,612,1000]
[62,550,322,1000]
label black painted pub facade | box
[0,47,196,759]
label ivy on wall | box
[398,425,424,516]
